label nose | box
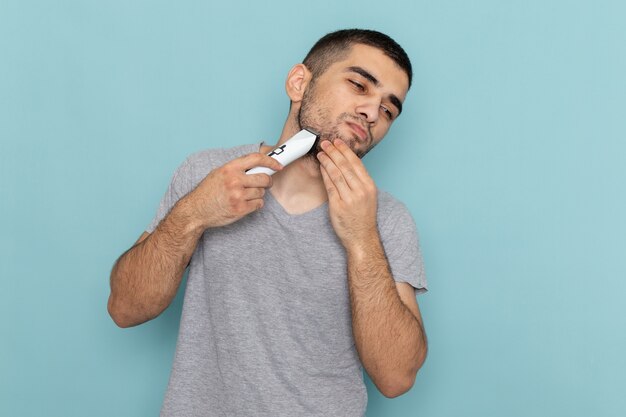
[355,99,380,125]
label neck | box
[260,117,328,215]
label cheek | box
[318,91,340,113]
[313,83,343,105]
[372,123,391,140]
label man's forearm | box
[108,197,205,328]
[347,233,427,398]
[108,152,281,328]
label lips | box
[346,122,369,143]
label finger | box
[241,198,265,215]
[319,140,361,190]
[242,172,273,189]
[319,164,340,202]
[317,151,350,199]
[237,152,284,173]
[242,187,266,201]
[332,139,370,182]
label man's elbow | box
[379,375,416,398]
[378,353,427,398]
[107,295,146,328]
[108,296,131,328]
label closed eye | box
[381,105,394,120]
[349,80,365,92]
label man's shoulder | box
[377,189,409,213]
[376,188,416,228]
[187,143,259,164]
[180,143,260,176]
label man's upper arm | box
[396,282,423,325]
[136,231,150,246]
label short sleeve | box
[378,197,428,295]
[145,157,193,233]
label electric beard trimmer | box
[246,128,320,176]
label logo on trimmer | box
[268,145,287,157]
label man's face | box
[298,44,409,158]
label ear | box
[285,64,312,103]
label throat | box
[268,155,328,215]
[269,190,327,215]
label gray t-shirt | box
[147,144,427,417]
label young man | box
[108,29,428,416]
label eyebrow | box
[345,66,403,116]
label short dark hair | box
[303,29,413,89]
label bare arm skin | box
[317,139,427,397]
[107,153,283,328]
[346,237,427,398]
[107,200,205,328]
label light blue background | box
[1,1,625,416]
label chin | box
[345,139,370,158]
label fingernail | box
[320,140,330,149]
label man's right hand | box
[184,152,283,229]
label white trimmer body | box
[246,128,320,176]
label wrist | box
[173,196,208,236]
[343,228,382,259]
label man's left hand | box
[317,139,379,250]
